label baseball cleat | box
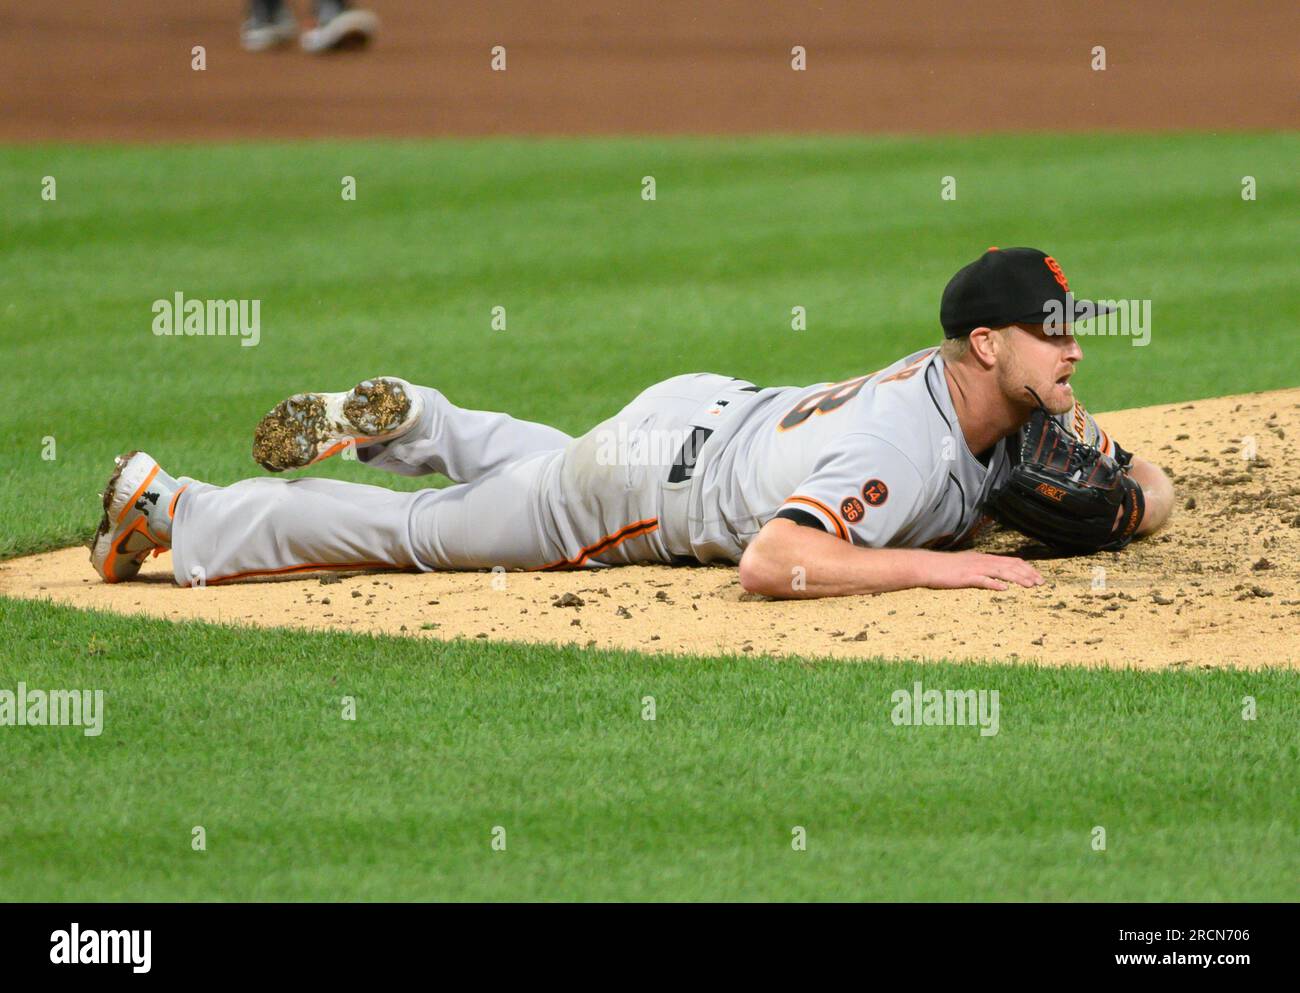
[240,9,299,52]
[252,377,422,472]
[301,7,378,53]
[90,451,185,583]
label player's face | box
[996,324,1083,414]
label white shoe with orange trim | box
[251,377,422,472]
[90,451,185,583]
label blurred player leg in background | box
[301,1,379,53]
[241,1,379,54]
[241,0,297,51]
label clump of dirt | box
[1,388,1296,670]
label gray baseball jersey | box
[685,346,1121,562]
[168,353,1120,584]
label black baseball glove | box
[982,389,1145,554]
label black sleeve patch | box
[774,507,827,532]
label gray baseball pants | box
[169,374,738,585]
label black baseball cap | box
[940,247,1111,339]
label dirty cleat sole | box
[252,377,421,472]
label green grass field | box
[4,598,1296,901]
[1,134,1297,900]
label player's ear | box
[967,326,999,369]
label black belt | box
[667,426,714,483]
[666,383,762,483]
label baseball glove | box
[982,389,1145,554]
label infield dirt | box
[4,388,1296,670]
[2,1,1296,141]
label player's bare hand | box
[921,550,1044,591]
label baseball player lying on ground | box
[92,247,1173,597]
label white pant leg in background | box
[358,382,572,480]
[170,374,740,584]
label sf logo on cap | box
[1044,256,1070,291]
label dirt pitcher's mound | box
[3,389,1297,670]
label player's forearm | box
[738,520,929,598]
[1129,457,1174,536]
